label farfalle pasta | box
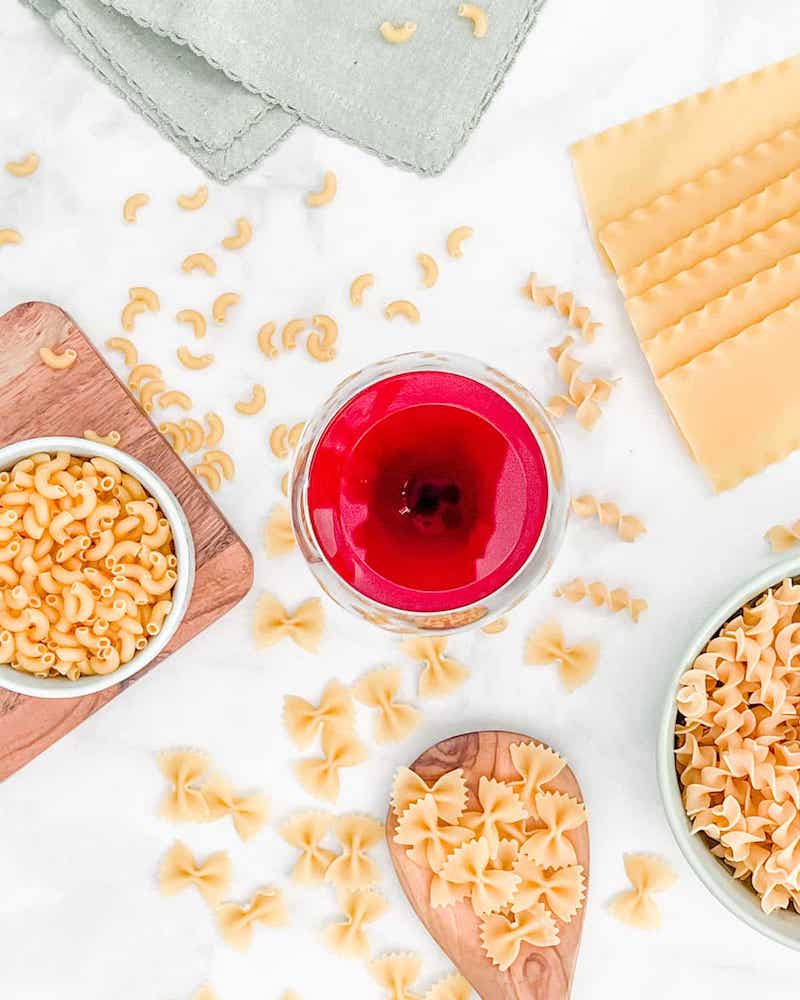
[280,812,338,883]
[283,680,354,749]
[391,767,467,825]
[400,637,468,698]
[512,860,585,921]
[479,904,559,971]
[460,777,527,858]
[322,888,388,959]
[159,841,231,905]
[293,725,368,802]
[200,774,269,841]
[438,837,520,914]
[325,814,384,890]
[525,621,600,692]
[217,888,288,951]
[425,974,472,1000]
[353,668,421,743]
[520,791,587,868]
[264,505,296,557]
[675,577,800,914]
[253,594,324,653]
[157,750,210,822]
[607,854,676,930]
[394,794,474,874]
[369,953,422,1000]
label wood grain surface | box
[0,301,253,781]
[387,731,589,1000]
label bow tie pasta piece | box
[293,725,368,802]
[264,504,296,557]
[322,888,389,959]
[400,637,469,698]
[460,777,527,859]
[159,841,231,905]
[325,814,384,890]
[520,791,588,868]
[283,680,355,750]
[437,837,520,915]
[369,952,423,1000]
[608,854,677,930]
[509,741,567,814]
[512,859,586,923]
[200,774,269,841]
[253,594,324,653]
[157,749,210,822]
[353,668,422,744]
[394,794,475,873]
[280,812,338,883]
[424,974,472,1000]
[525,620,600,692]
[494,838,521,871]
[217,887,288,951]
[391,767,468,824]
[479,904,559,971]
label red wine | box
[307,370,549,612]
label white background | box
[2,1,800,997]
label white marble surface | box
[2,1,800,997]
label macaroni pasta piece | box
[159,390,193,411]
[105,337,138,367]
[282,318,306,350]
[235,384,266,415]
[128,363,163,390]
[84,430,121,447]
[353,667,421,744]
[177,185,208,210]
[159,422,187,453]
[384,299,420,323]
[253,594,324,653]
[157,749,210,822]
[369,953,422,1000]
[0,228,22,247]
[129,286,160,312]
[554,578,648,622]
[121,299,148,332]
[139,378,167,413]
[280,812,338,884]
[204,450,235,481]
[400,636,468,697]
[176,309,207,340]
[481,617,508,634]
[194,462,222,492]
[269,424,291,459]
[524,620,600,692]
[123,192,149,223]
[379,21,417,44]
[446,226,473,258]
[283,679,354,749]
[307,171,338,207]
[522,274,603,342]
[201,773,269,841]
[177,345,214,370]
[417,253,439,288]
[217,888,288,951]
[204,412,225,447]
[212,292,240,324]
[458,4,488,37]
[479,905,559,971]
[258,321,278,358]
[222,218,253,250]
[350,273,375,306]
[322,889,388,958]
[325,814,384,890]
[294,725,368,802]
[181,419,205,453]
[571,494,646,542]
[39,346,77,371]
[5,153,39,177]
[159,840,231,904]
[391,766,467,824]
[307,314,338,362]
[182,252,216,276]
[607,854,677,930]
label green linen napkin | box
[21,0,546,181]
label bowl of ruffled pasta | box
[0,437,195,698]
[658,557,800,950]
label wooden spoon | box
[386,730,589,1000]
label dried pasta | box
[181,419,204,453]
[203,449,235,481]
[446,226,473,258]
[0,228,22,247]
[5,153,39,177]
[159,840,231,904]
[294,725,368,802]
[322,888,388,958]
[217,888,287,951]
[479,905,559,971]
[212,292,240,324]
[159,389,193,411]
[201,773,269,841]
[555,578,648,622]
[520,791,588,868]
[765,519,800,552]
[204,412,224,447]
[283,679,354,750]
[182,252,216,276]
[121,299,148,332]
[512,860,585,922]
[258,322,278,358]
[253,594,324,653]
[105,337,138,367]
[129,286,160,312]
[307,314,338,363]
[400,636,468,698]
[325,814,384,890]
[379,21,417,44]
[460,777,527,858]
[222,217,253,250]
[384,299,420,323]
[369,953,422,1000]
[123,192,149,223]
[235,384,266,415]
[39,346,77,371]
[140,378,167,413]
[391,767,467,825]
[424,974,472,1000]
[481,618,508,635]
[177,185,208,210]
[84,429,121,447]
[176,309,207,340]
[546,336,615,430]
[160,422,187,453]
[571,495,646,542]
[394,794,474,874]
[437,837,520,914]
[525,620,600,692]
[508,741,566,814]
[350,273,374,306]
[458,4,488,37]
[280,812,338,883]
[194,462,222,492]
[129,363,162,390]
[265,505,295,557]
[522,274,602,342]
[607,854,676,930]
[282,319,306,351]
[269,425,291,460]
[353,667,421,743]
[417,253,439,288]
[157,750,210,822]
[307,171,337,207]
[177,345,214,370]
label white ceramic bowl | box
[0,436,195,699]
[657,555,800,950]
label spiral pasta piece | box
[555,578,648,622]
[571,495,646,542]
[522,273,602,342]
[765,519,800,552]
[546,336,615,430]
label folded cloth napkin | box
[21,0,546,181]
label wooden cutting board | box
[0,301,253,781]
[387,731,589,1000]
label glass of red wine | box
[290,352,568,633]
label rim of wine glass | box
[290,351,569,633]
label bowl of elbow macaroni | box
[0,437,195,698]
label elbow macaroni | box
[39,346,77,371]
[0,228,22,247]
[282,318,306,351]
[446,226,474,258]
[182,252,217,276]
[5,153,39,177]
[177,345,215,370]
[235,385,267,415]
[212,292,240,325]
[306,171,338,208]
[457,4,489,37]
[379,20,417,43]
[258,322,278,359]
[417,253,439,288]
[176,309,207,339]
[222,218,253,250]
[350,273,374,307]
[177,185,208,211]
[105,337,138,368]
[384,299,420,323]
[204,412,225,447]
[123,193,149,223]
